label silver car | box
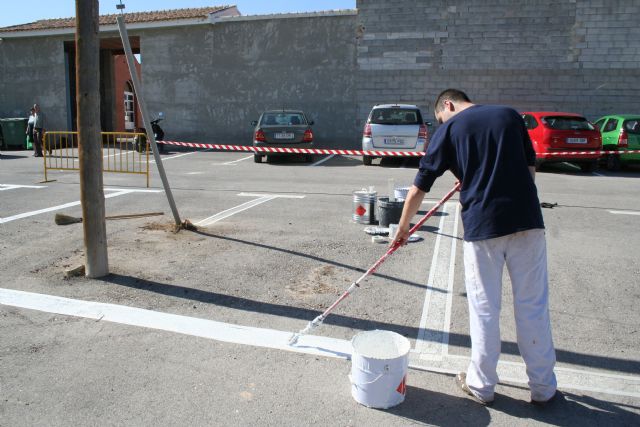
[361,104,429,165]
[251,110,314,163]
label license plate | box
[383,137,404,145]
[566,137,587,144]
[274,132,294,140]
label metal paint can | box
[353,189,377,224]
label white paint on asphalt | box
[196,192,306,226]
[223,155,254,165]
[196,195,276,226]
[609,210,640,216]
[415,202,457,354]
[0,184,47,191]
[104,187,164,193]
[2,287,638,399]
[0,288,351,359]
[441,203,460,356]
[311,155,335,166]
[238,192,306,199]
[0,188,162,224]
[73,150,136,162]
[150,149,212,163]
[415,353,640,399]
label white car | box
[361,104,429,165]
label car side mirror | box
[251,120,258,126]
[309,120,315,126]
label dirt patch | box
[285,265,344,299]
[140,221,181,233]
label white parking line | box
[0,188,162,224]
[224,155,254,165]
[609,210,640,216]
[2,287,638,398]
[0,184,47,191]
[415,202,457,354]
[195,192,306,227]
[238,192,306,199]
[196,195,277,226]
[311,155,335,166]
[150,149,212,163]
[0,288,350,360]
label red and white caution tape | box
[539,150,640,156]
[157,140,422,157]
[156,140,640,157]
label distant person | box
[391,89,557,406]
[32,103,46,157]
[26,107,35,150]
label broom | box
[288,182,461,345]
[55,212,164,225]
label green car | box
[594,115,640,170]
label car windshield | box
[542,116,594,131]
[261,112,306,126]
[370,108,422,125]
[623,119,640,135]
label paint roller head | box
[288,315,325,346]
[288,333,301,346]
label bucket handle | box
[348,372,386,387]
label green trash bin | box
[0,118,29,150]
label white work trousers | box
[463,228,557,402]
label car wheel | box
[254,154,263,163]
[606,154,621,171]
[534,159,543,171]
[265,155,272,164]
[579,160,597,173]
[363,155,373,166]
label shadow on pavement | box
[386,384,491,426]
[388,385,639,426]
[493,391,640,426]
[0,154,29,160]
[101,270,640,376]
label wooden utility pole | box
[76,0,109,278]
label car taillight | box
[363,123,372,138]
[255,129,266,142]
[418,124,428,139]
[303,129,313,142]
[618,128,628,147]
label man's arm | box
[390,185,426,247]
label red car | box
[521,112,602,172]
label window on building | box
[124,81,135,131]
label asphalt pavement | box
[1,147,639,426]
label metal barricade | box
[43,131,150,187]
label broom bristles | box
[54,213,82,225]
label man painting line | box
[391,89,557,406]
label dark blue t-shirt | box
[413,104,544,242]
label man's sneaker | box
[455,372,494,406]
[530,391,559,407]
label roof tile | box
[0,6,234,32]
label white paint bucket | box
[350,330,410,409]
[394,186,411,201]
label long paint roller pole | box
[289,182,462,345]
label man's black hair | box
[434,89,471,112]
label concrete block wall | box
[0,36,68,130]
[356,0,640,128]
[138,13,358,148]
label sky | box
[0,0,356,28]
